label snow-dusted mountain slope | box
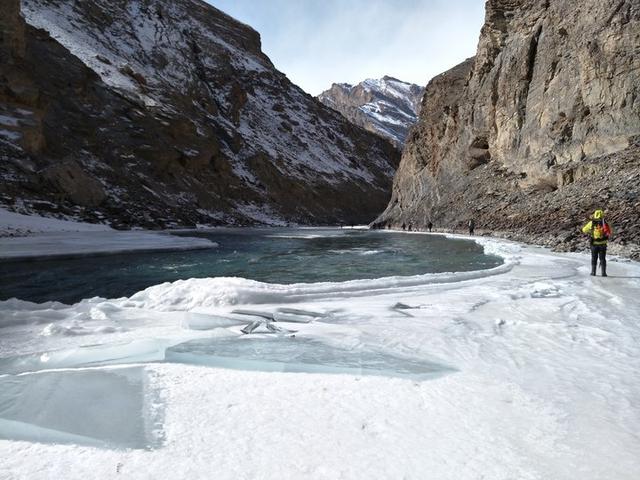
[0,0,399,228]
[318,76,424,149]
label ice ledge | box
[0,230,218,261]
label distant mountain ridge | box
[318,76,424,149]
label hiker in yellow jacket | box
[581,209,612,277]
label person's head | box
[593,209,604,220]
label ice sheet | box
[0,208,218,259]
[182,311,249,330]
[165,336,452,380]
[0,339,169,375]
[0,367,163,449]
[0,231,217,260]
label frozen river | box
[1,230,639,479]
[1,228,501,304]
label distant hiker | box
[582,209,612,277]
[427,221,433,232]
[468,219,475,236]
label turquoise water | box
[0,228,502,304]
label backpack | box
[591,220,610,242]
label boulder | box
[40,161,106,207]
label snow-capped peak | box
[318,77,425,148]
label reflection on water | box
[1,229,502,304]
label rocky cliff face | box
[318,76,424,149]
[0,0,399,228]
[375,0,640,258]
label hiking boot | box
[590,270,596,276]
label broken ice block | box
[0,339,168,375]
[165,336,452,380]
[0,367,164,449]
[183,311,249,330]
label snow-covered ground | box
[0,208,111,236]
[1,234,639,479]
[0,209,217,259]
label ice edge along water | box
[1,232,639,480]
[0,208,219,259]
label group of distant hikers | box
[397,209,612,277]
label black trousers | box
[591,244,607,274]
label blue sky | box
[206,0,486,95]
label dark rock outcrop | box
[375,0,640,258]
[318,76,424,149]
[0,0,399,228]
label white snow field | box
[0,234,639,479]
[0,208,217,259]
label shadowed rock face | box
[375,0,640,258]
[318,76,424,149]
[0,0,399,228]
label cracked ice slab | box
[0,339,170,375]
[0,367,164,449]
[165,336,454,380]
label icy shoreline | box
[0,231,218,262]
[0,209,218,260]
[1,233,639,479]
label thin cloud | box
[207,0,485,95]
